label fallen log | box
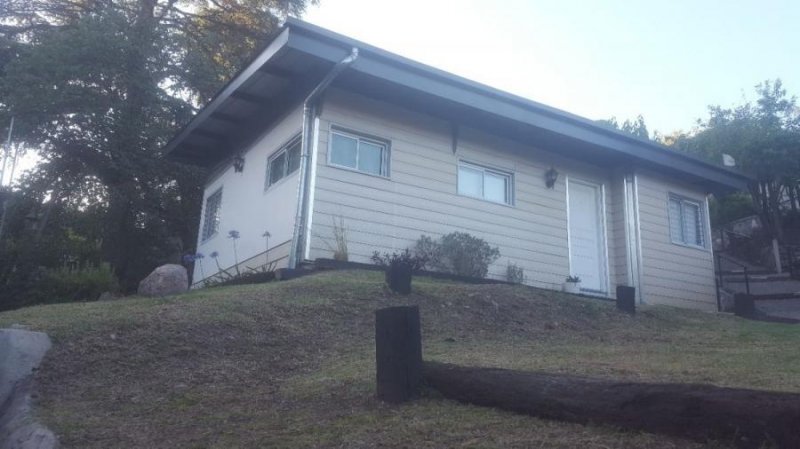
[423,361,800,448]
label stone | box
[97,291,120,302]
[0,329,57,449]
[137,264,188,297]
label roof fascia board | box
[163,28,291,156]
[284,23,749,190]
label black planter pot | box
[386,263,413,294]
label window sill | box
[456,192,515,208]
[670,240,709,252]
[327,162,391,181]
[201,232,219,244]
[264,172,298,193]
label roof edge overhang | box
[164,18,752,193]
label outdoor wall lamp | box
[545,167,559,188]
[232,154,245,173]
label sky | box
[304,0,800,136]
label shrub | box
[32,263,120,304]
[371,249,428,270]
[414,232,500,278]
[506,261,524,284]
[324,216,349,261]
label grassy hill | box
[2,270,799,448]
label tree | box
[0,0,316,292]
[668,80,800,240]
[596,115,650,140]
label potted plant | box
[563,275,581,294]
[371,249,427,295]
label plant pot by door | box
[563,282,581,294]
[386,263,413,295]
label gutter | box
[288,47,359,268]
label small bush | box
[414,232,500,278]
[506,261,525,284]
[324,216,349,261]
[371,249,428,270]
[32,263,120,304]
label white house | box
[164,19,749,310]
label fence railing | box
[715,252,751,312]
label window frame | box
[457,160,514,206]
[327,125,391,178]
[265,134,302,190]
[201,187,223,242]
[667,193,707,250]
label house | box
[163,19,750,310]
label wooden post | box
[424,361,800,448]
[375,306,422,403]
[733,293,755,318]
[616,286,636,315]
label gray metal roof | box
[164,18,751,192]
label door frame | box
[565,176,610,295]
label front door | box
[567,179,607,293]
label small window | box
[201,188,222,241]
[267,136,301,188]
[668,195,705,248]
[457,161,513,205]
[329,128,389,176]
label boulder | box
[137,264,188,297]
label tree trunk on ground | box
[423,362,800,449]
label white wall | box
[636,169,717,310]
[193,105,303,284]
[309,89,623,293]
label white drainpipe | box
[288,47,359,268]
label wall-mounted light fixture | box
[232,154,245,173]
[544,167,558,189]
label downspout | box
[288,47,359,268]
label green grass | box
[2,270,799,448]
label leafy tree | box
[668,80,800,240]
[0,0,316,294]
[597,115,650,139]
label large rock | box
[137,264,188,297]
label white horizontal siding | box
[636,169,716,309]
[310,89,622,292]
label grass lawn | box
[2,269,799,448]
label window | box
[457,161,513,205]
[201,188,222,241]
[329,128,389,176]
[267,136,301,188]
[668,194,705,248]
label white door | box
[567,179,607,293]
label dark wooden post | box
[616,286,636,315]
[734,293,755,318]
[375,306,422,403]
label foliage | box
[506,261,524,284]
[666,80,800,240]
[324,216,349,261]
[370,249,428,271]
[708,192,757,228]
[0,0,316,292]
[413,232,500,278]
[566,275,581,283]
[1,257,119,311]
[596,115,650,140]
[33,263,119,304]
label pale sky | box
[304,0,800,136]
